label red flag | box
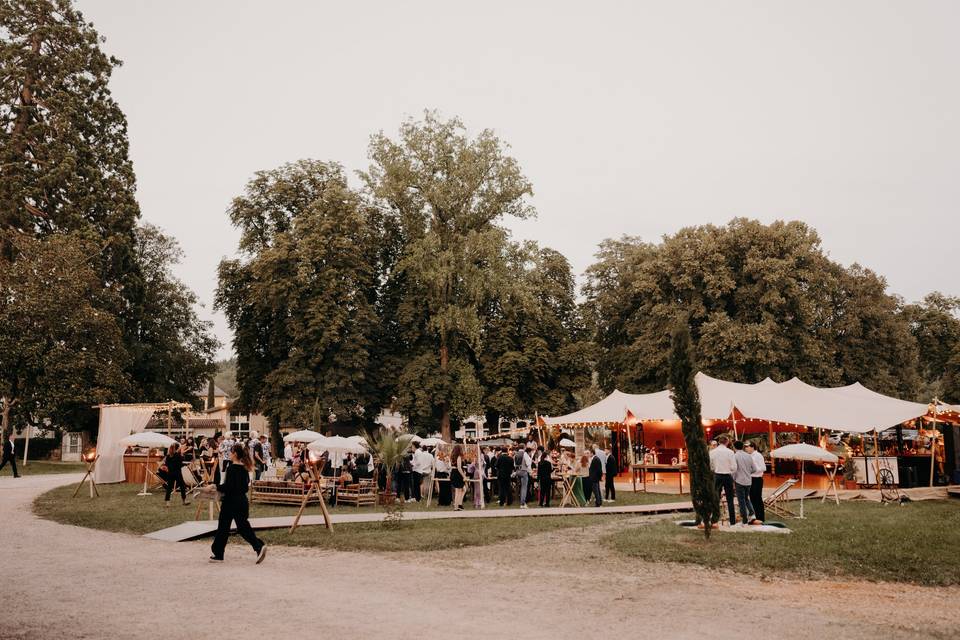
[623,409,638,427]
[536,413,547,428]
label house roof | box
[186,418,227,430]
[194,383,229,397]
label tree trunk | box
[11,33,41,157]
[439,342,451,441]
[1,397,10,439]
[268,413,283,465]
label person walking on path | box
[604,446,618,502]
[746,441,766,522]
[709,435,737,526]
[733,441,758,525]
[162,443,189,507]
[0,432,19,478]
[588,447,604,507]
[210,443,267,564]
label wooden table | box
[632,463,689,494]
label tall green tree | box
[0,0,139,282]
[126,224,218,402]
[217,160,381,452]
[0,232,129,435]
[1,1,216,424]
[478,242,594,421]
[901,293,960,399]
[364,112,534,439]
[584,219,920,398]
[668,322,718,539]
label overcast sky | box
[77,1,959,358]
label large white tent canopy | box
[543,372,932,434]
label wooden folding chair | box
[764,478,799,518]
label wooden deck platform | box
[145,500,695,542]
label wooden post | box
[768,421,776,475]
[929,401,939,487]
[872,429,882,489]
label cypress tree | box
[668,322,719,539]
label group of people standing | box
[706,435,766,527]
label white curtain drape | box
[93,407,156,484]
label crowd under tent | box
[543,372,956,487]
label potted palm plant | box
[842,457,858,489]
[364,426,414,524]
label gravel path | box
[3,474,958,640]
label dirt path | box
[2,474,957,640]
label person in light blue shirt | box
[733,440,759,524]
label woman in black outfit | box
[163,443,189,507]
[210,443,267,564]
[450,445,466,511]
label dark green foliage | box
[668,323,718,538]
[0,1,216,431]
[0,232,129,433]
[585,219,921,398]
[364,112,534,438]
[217,160,382,451]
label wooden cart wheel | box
[878,468,900,504]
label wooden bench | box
[251,480,323,506]
[336,480,377,507]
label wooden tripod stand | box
[289,464,333,533]
[72,455,100,498]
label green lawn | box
[32,482,670,550]
[2,460,87,476]
[602,499,960,586]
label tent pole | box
[768,421,776,475]
[872,429,882,490]
[929,402,938,487]
[799,461,805,519]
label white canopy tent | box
[544,372,931,435]
[93,406,157,484]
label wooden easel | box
[72,454,100,498]
[290,464,333,533]
[559,474,583,508]
[820,463,840,505]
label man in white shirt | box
[516,447,533,509]
[413,443,435,501]
[708,436,737,525]
[745,441,766,522]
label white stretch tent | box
[544,372,931,434]
[93,406,156,484]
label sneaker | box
[208,556,223,563]
[164,502,171,508]
[520,504,528,509]
[256,545,268,564]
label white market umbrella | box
[283,430,323,443]
[770,443,839,518]
[119,432,177,496]
[307,435,367,454]
[419,437,447,447]
[559,438,575,448]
